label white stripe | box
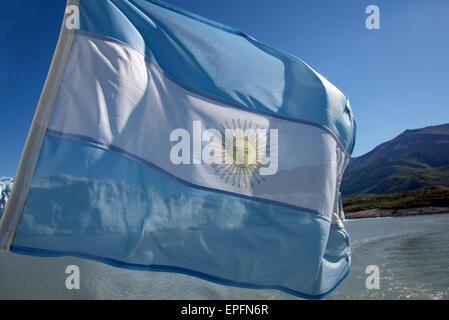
[48,32,347,219]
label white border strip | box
[0,0,80,251]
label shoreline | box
[345,206,449,220]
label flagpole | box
[0,0,80,251]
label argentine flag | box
[0,0,356,298]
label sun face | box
[210,119,271,188]
[231,138,257,167]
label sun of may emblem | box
[210,119,274,188]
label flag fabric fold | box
[0,0,355,298]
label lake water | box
[0,213,448,299]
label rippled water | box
[0,213,448,299]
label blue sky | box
[1,0,448,177]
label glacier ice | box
[0,177,13,219]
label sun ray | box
[221,163,235,179]
[225,164,237,182]
[242,167,249,188]
[248,124,260,142]
[237,167,242,188]
[215,163,228,173]
[250,164,266,182]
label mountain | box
[342,123,449,195]
[0,177,13,218]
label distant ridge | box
[342,123,449,195]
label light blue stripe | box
[11,135,351,297]
[78,0,356,154]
